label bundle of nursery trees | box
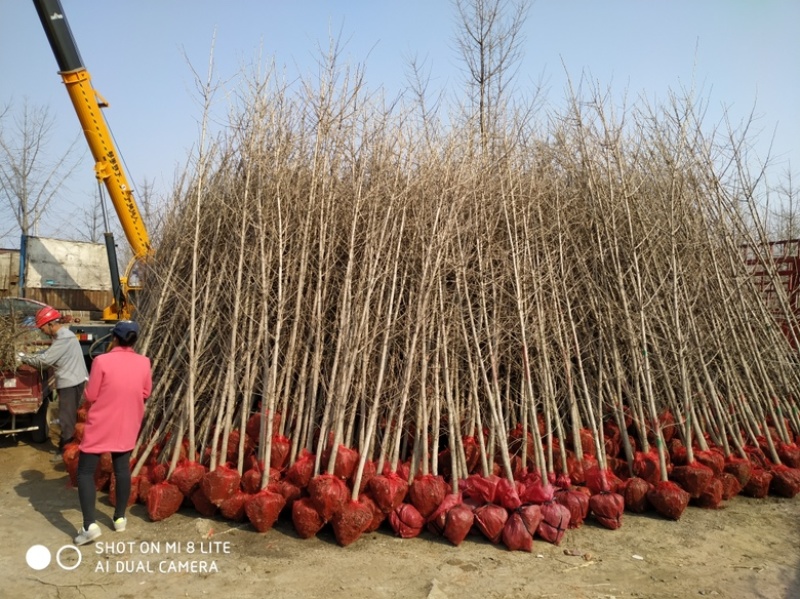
[119,2,800,522]
[127,49,800,491]
[0,315,20,368]
[0,314,48,369]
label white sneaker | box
[74,523,101,545]
[113,517,127,532]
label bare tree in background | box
[452,0,529,154]
[114,177,164,266]
[769,170,799,240]
[80,185,104,243]
[79,177,163,269]
[0,100,83,242]
[136,178,164,240]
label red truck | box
[0,365,53,443]
[742,239,800,349]
[0,297,54,443]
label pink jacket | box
[80,346,152,454]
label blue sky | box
[1,1,798,247]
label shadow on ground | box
[14,468,77,537]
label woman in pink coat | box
[74,320,152,545]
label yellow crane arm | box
[60,68,151,260]
[34,0,153,320]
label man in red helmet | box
[18,306,88,460]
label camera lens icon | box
[26,544,82,571]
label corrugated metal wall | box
[24,287,113,313]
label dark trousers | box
[57,382,85,448]
[77,450,132,528]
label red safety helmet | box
[35,306,61,329]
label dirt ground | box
[2,430,799,599]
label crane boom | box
[33,0,152,319]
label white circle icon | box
[56,545,82,571]
[26,545,52,570]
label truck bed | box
[0,365,53,440]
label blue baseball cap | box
[112,320,140,338]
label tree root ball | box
[389,503,425,538]
[201,465,242,507]
[245,490,286,532]
[331,500,373,546]
[647,481,690,520]
[473,503,508,544]
[291,497,326,539]
[147,482,184,522]
[538,501,571,545]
